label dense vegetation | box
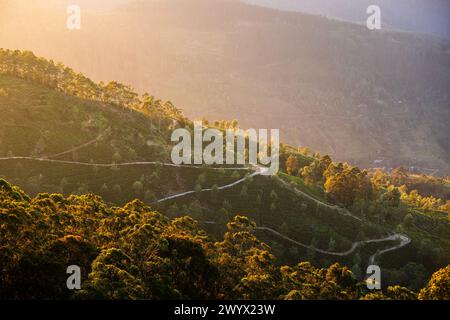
[282,153,450,214]
[0,179,448,300]
[0,50,449,299]
[0,48,186,125]
[276,151,450,288]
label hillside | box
[1,0,449,173]
[0,52,449,293]
[243,0,450,39]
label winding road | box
[156,166,267,203]
[46,133,107,159]
[0,156,411,266]
[199,222,411,265]
[0,156,250,170]
[274,176,363,222]
[257,227,411,258]
[368,234,411,265]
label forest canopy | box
[0,178,448,300]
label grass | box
[0,74,169,163]
[277,172,326,201]
[0,158,247,206]
[1,73,448,291]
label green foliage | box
[285,155,299,176]
[301,155,332,185]
[324,163,372,208]
[0,49,449,300]
[418,265,450,300]
[2,179,443,300]
[0,49,185,122]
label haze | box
[243,0,450,39]
[0,0,449,173]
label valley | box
[0,41,448,299]
[1,0,449,174]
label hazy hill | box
[243,0,450,39]
[1,0,449,173]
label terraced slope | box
[0,67,448,291]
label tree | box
[195,183,203,194]
[386,286,417,300]
[132,181,144,195]
[418,265,450,300]
[112,151,122,164]
[216,216,280,299]
[298,147,310,156]
[360,291,387,300]
[301,161,320,184]
[403,213,414,228]
[324,164,371,208]
[0,175,444,301]
[381,186,401,207]
[324,263,359,299]
[371,169,389,190]
[285,155,299,176]
[302,155,332,184]
[391,167,408,186]
[151,235,219,299]
[76,248,145,299]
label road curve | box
[197,222,411,266]
[368,234,411,265]
[0,156,411,265]
[0,156,250,170]
[257,226,410,259]
[274,176,363,222]
[156,167,268,203]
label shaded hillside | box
[0,57,449,291]
[1,0,449,173]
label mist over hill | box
[243,0,450,39]
[1,0,449,174]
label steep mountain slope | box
[0,72,249,204]
[1,0,449,173]
[1,55,449,291]
[0,75,168,163]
